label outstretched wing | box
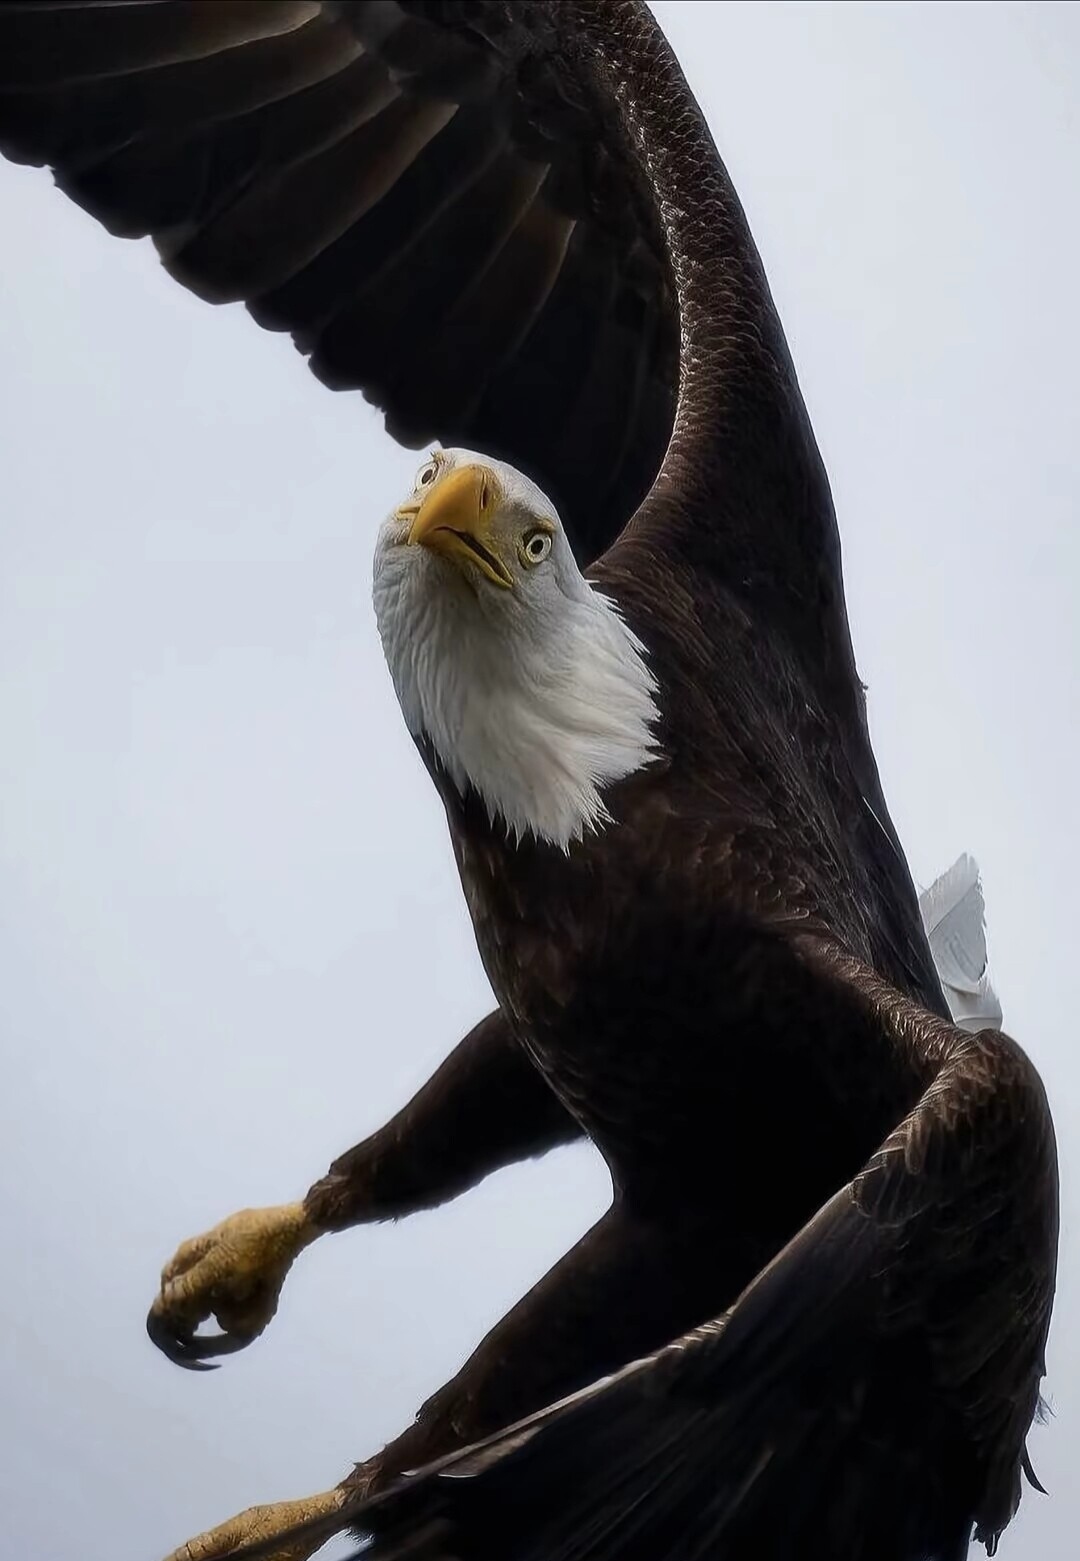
[0,2,840,640]
[239,1021,1057,1561]
[0,0,687,564]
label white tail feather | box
[919,854,1003,1033]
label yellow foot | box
[147,1202,318,1370]
[161,1488,346,1561]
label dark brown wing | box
[252,1019,1056,1561]
[0,0,684,565]
[0,3,842,643]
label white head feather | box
[373,448,660,851]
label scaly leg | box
[147,1009,580,1368]
[160,1488,345,1561]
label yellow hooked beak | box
[404,464,514,590]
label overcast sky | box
[1,4,1077,1558]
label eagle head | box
[372,449,660,851]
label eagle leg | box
[146,1202,318,1371]
[159,1486,346,1561]
[145,1011,579,1370]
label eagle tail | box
[919,853,1003,1032]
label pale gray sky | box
[1,4,1077,1558]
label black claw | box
[146,1305,252,1371]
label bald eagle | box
[0,5,1057,1561]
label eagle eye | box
[415,457,440,491]
[521,529,553,567]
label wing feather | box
[0,0,682,560]
[4,0,847,592]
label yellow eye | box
[520,528,553,567]
[415,457,440,491]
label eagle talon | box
[145,1306,252,1372]
[148,1202,317,1370]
